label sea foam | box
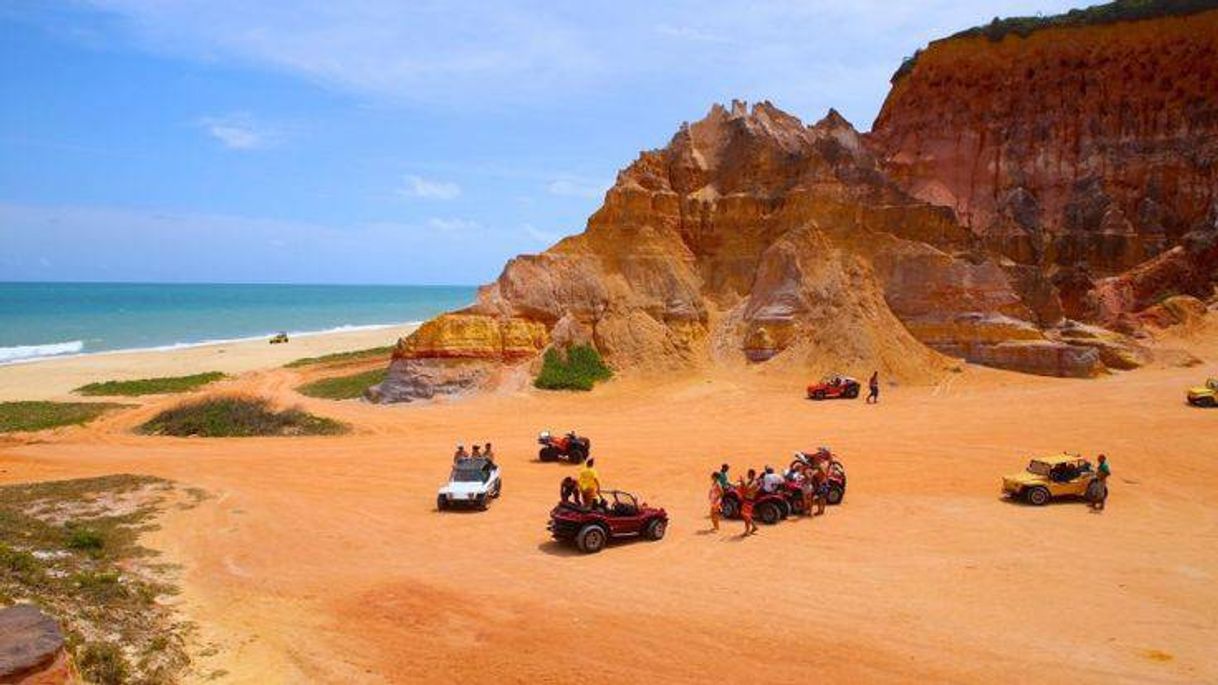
[0,340,85,363]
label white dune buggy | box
[437,457,501,511]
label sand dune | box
[0,332,1215,683]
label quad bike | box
[719,484,790,525]
[538,430,591,464]
[788,451,848,505]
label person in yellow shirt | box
[577,458,601,508]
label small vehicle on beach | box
[1187,378,1218,407]
[1001,454,1096,506]
[437,457,501,511]
[269,332,289,344]
[806,374,860,400]
[538,430,591,464]
[547,489,667,554]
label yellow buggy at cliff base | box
[1002,454,1099,506]
[1187,378,1217,407]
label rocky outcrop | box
[377,5,1218,400]
[0,605,74,684]
[870,5,1218,316]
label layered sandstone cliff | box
[870,6,1218,321]
[372,4,1217,402]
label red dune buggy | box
[806,374,860,400]
[548,490,667,554]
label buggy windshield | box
[1027,460,1051,476]
[451,466,489,483]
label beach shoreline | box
[0,322,417,401]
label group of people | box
[708,450,836,536]
[559,458,602,508]
[453,442,495,463]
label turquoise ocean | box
[0,283,476,364]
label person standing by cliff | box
[867,371,880,404]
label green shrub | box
[66,526,106,554]
[79,642,130,685]
[75,372,226,396]
[284,346,393,368]
[296,368,387,400]
[534,344,613,391]
[0,401,124,433]
[138,396,348,437]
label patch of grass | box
[534,344,613,392]
[79,642,130,685]
[65,526,106,555]
[296,367,387,400]
[0,401,125,433]
[75,371,226,396]
[139,396,348,437]
[0,474,194,684]
[284,346,393,368]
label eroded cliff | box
[371,4,1217,402]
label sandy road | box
[1,352,1216,684]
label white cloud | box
[546,177,607,199]
[655,24,732,44]
[400,175,461,200]
[522,223,560,245]
[0,202,520,284]
[73,1,1085,123]
[196,113,277,150]
[426,217,479,232]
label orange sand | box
[0,334,1215,684]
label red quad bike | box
[788,453,848,505]
[548,490,668,554]
[806,374,861,401]
[718,483,791,525]
[538,430,591,464]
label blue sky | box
[1,0,1083,285]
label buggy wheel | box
[827,484,844,505]
[813,390,826,400]
[576,525,607,554]
[757,501,781,525]
[1026,487,1051,506]
[644,518,667,541]
[720,496,740,519]
[777,499,792,519]
[436,495,448,511]
[1200,397,1217,408]
[539,446,558,462]
[788,496,806,516]
[845,386,859,399]
[492,480,502,498]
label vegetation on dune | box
[0,401,125,433]
[893,0,1218,81]
[0,474,200,684]
[296,367,387,400]
[534,344,613,392]
[75,371,227,396]
[139,396,348,437]
[283,346,394,368]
